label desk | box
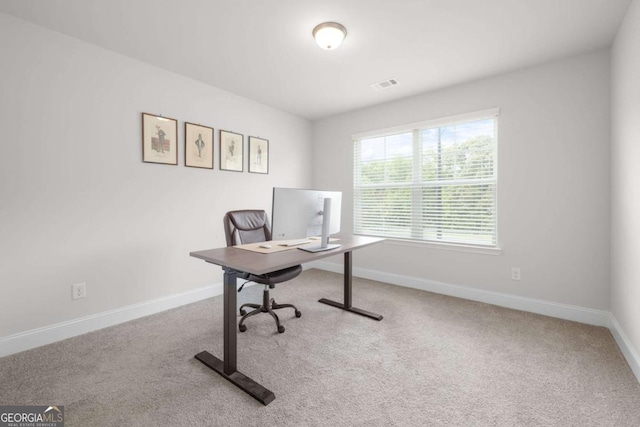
[189,234,384,405]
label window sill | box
[357,235,502,255]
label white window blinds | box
[353,109,498,247]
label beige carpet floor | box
[1,269,639,426]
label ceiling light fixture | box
[312,22,347,50]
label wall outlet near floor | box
[511,267,521,281]
[72,282,87,300]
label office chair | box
[224,210,302,333]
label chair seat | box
[246,265,302,286]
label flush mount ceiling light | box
[312,22,347,50]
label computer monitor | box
[271,188,342,240]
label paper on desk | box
[235,238,339,254]
[235,240,305,254]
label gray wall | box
[312,50,611,310]
[0,13,313,337]
[611,0,640,369]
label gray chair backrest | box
[224,210,272,246]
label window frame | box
[352,108,500,249]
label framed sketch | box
[142,112,178,165]
[220,130,244,172]
[185,122,214,169]
[248,136,269,174]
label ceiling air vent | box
[370,78,399,91]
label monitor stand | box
[299,197,342,253]
[299,242,342,253]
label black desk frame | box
[194,271,276,405]
[317,252,383,321]
[191,236,383,406]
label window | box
[353,109,498,247]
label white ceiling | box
[0,0,632,120]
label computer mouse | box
[259,244,272,249]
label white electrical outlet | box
[511,267,521,281]
[72,282,87,300]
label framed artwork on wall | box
[220,130,244,172]
[248,136,269,174]
[185,122,214,169]
[142,112,178,165]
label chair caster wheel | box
[278,326,285,333]
[239,309,246,316]
[239,324,247,332]
[295,310,302,318]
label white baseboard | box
[308,261,611,327]
[0,283,223,358]
[309,261,640,384]
[3,266,639,386]
[609,314,640,384]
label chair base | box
[239,287,301,333]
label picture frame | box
[185,122,214,169]
[248,136,269,174]
[220,130,244,172]
[142,112,178,165]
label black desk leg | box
[318,251,383,321]
[195,271,276,406]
